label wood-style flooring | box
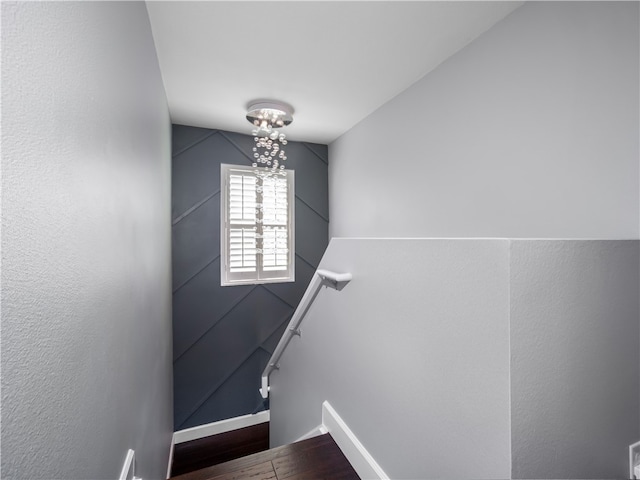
[171,427,360,480]
[171,423,270,477]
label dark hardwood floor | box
[170,430,360,480]
[171,423,270,477]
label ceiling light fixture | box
[246,101,293,177]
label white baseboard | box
[166,435,175,479]
[119,449,135,480]
[173,410,270,445]
[295,424,328,442]
[630,440,640,479]
[321,401,388,480]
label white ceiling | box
[147,1,523,144]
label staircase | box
[170,429,359,480]
[170,270,361,480]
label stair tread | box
[206,460,276,480]
[172,423,269,476]
[171,433,359,480]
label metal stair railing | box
[260,269,352,398]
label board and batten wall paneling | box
[171,125,329,429]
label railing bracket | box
[289,327,301,337]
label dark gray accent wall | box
[172,124,329,430]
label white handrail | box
[260,269,352,398]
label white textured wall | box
[1,3,173,479]
[329,2,639,239]
[510,240,639,479]
[270,239,640,479]
[271,238,512,479]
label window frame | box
[220,163,295,286]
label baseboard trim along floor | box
[171,403,386,478]
[295,424,328,442]
[166,435,175,479]
[296,401,389,480]
[173,410,270,445]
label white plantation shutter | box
[228,173,257,274]
[228,174,256,225]
[262,176,288,225]
[229,228,256,272]
[262,227,288,271]
[221,164,294,285]
[262,175,289,272]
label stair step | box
[170,433,360,480]
[172,423,270,476]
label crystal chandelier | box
[246,101,293,177]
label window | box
[221,164,294,286]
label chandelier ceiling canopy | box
[246,101,294,176]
